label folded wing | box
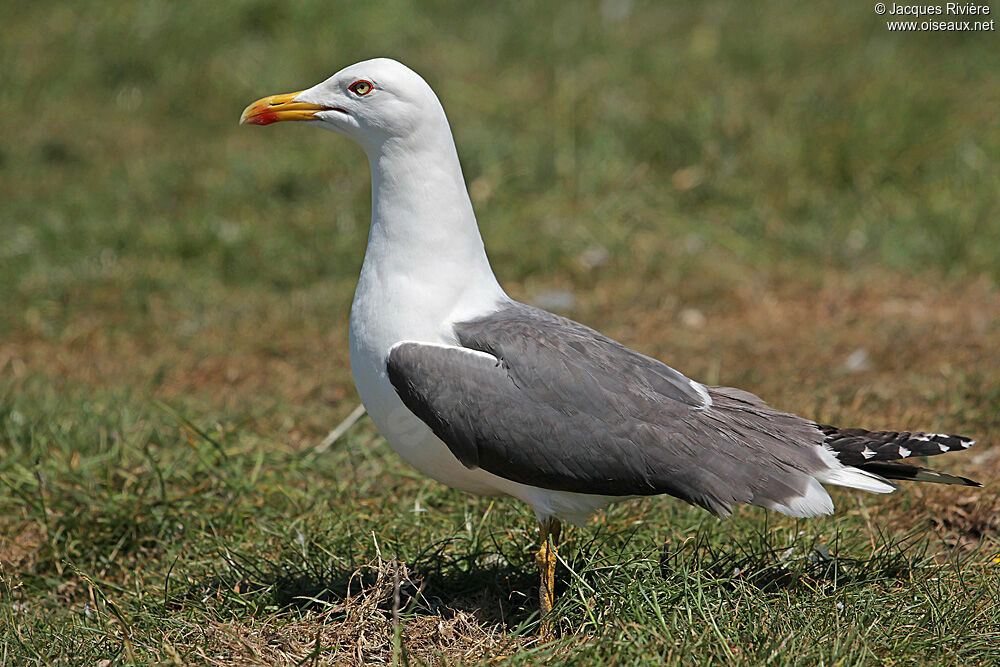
[386,302,852,517]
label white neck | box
[368,134,495,285]
[351,115,506,348]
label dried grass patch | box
[0,521,45,573]
[193,558,537,666]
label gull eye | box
[349,80,373,96]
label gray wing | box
[386,302,833,516]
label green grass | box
[2,381,998,664]
[2,0,999,664]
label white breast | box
[347,254,509,496]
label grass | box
[2,0,999,663]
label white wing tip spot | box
[897,446,911,458]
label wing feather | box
[385,302,834,516]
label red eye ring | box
[349,80,374,96]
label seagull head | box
[240,58,443,151]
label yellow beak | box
[239,91,328,126]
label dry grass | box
[191,558,528,666]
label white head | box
[241,58,506,315]
[240,58,449,154]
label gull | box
[241,58,980,625]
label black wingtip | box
[854,461,982,487]
[945,475,983,488]
[821,424,980,467]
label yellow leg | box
[535,518,561,636]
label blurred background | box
[3,1,999,408]
[2,1,999,661]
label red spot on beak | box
[239,91,325,126]
[246,111,281,125]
